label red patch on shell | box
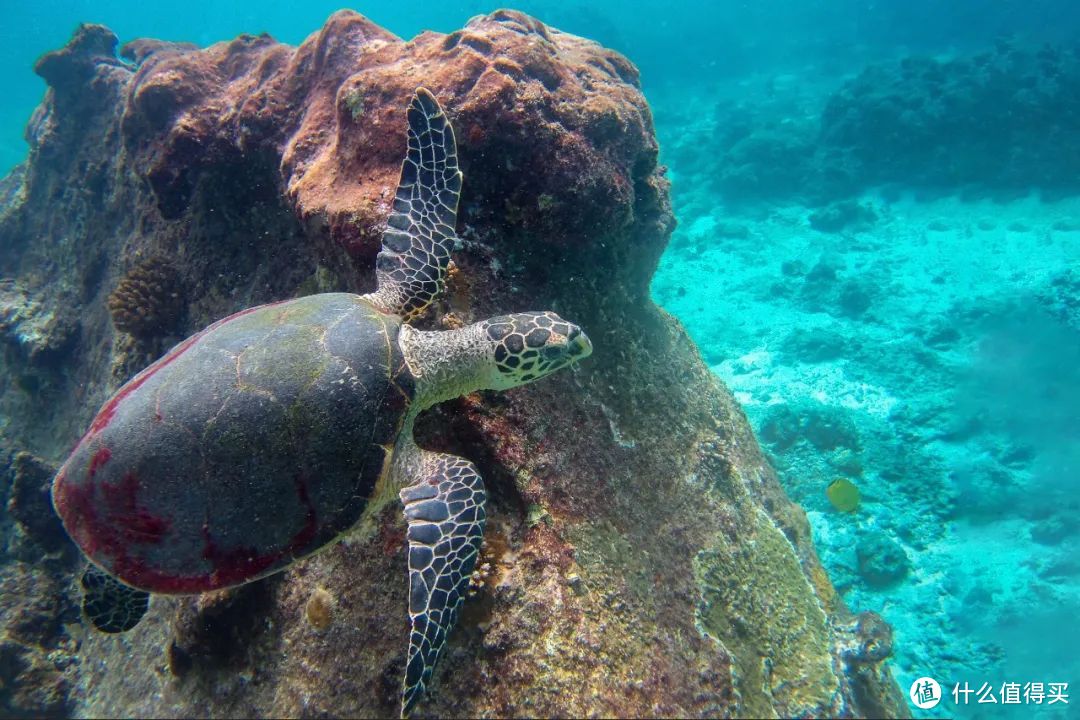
[290,472,319,549]
[57,466,322,594]
[54,469,172,562]
[199,524,280,589]
[194,473,318,589]
[88,447,111,478]
[106,472,172,545]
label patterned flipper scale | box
[372,88,463,320]
[81,564,149,633]
[399,455,487,716]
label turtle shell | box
[52,293,415,594]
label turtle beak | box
[568,328,592,360]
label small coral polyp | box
[107,256,183,339]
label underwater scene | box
[0,1,1077,718]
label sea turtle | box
[51,88,592,714]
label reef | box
[669,41,1080,206]
[0,12,905,718]
[818,41,1080,199]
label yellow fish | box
[826,478,860,512]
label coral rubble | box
[0,11,904,718]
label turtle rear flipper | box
[366,88,462,321]
[81,564,149,633]
[399,454,487,716]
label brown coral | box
[106,256,183,338]
[304,587,334,631]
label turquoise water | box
[3,2,1079,718]
[4,0,1076,176]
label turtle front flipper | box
[399,454,487,716]
[80,564,150,633]
[366,87,463,321]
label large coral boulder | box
[0,10,905,718]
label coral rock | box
[0,281,78,363]
[6,451,69,555]
[856,530,912,588]
[34,24,125,88]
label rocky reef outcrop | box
[670,41,1080,206]
[0,11,905,718]
[818,40,1080,199]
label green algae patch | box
[694,506,838,718]
[343,86,366,121]
[569,519,657,608]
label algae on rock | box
[695,505,838,718]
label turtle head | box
[401,311,591,406]
[481,311,592,390]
